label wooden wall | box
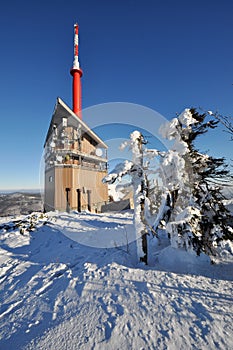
[53,166,108,212]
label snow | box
[159,109,197,143]
[172,138,188,155]
[108,184,125,201]
[159,118,179,140]
[178,108,198,126]
[0,211,233,350]
[160,150,186,191]
[103,161,134,185]
[130,130,141,142]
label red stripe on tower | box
[70,23,83,118]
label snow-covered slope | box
[0,212,233,350]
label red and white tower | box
[70,23,83,118]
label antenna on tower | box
[73,23,80,69]
[70,23,83,118]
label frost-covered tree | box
[153,113,192,233]
[184,109,232,255]
[160,108,233,257]
[103,131,153,264]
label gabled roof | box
[44,97,108,149]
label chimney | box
[70,23,83,118]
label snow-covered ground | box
[0,211,233,350]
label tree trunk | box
[131,132,148,265]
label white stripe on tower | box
[73,24,80,69]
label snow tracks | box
[0,212,233,350]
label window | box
[49,176,53,182]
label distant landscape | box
[0,185,232,218]
[0,191,43,217]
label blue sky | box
[0,0,232,190]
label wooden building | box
[44,98,108,212]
